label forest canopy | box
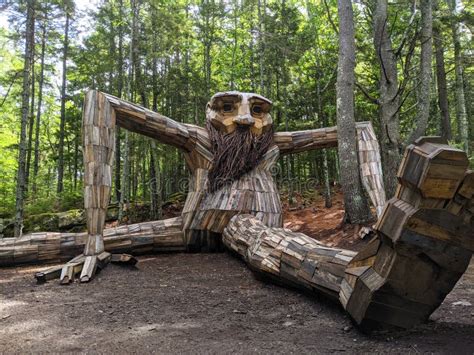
[0,0,472,235]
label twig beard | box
[206,120,274,192]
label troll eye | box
[223,103,233,112]
[252,105,263,114]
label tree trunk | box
[14,0,35,238]
[150,17,162,220]
[257,0,265,95]
[32,17,47,196]
[315,68,332,208]
[57,10,70,194]
[407,0,433,144]
[119,0,138,221]
[433,0,451,140]
[114,0,124,203]
[118,131,130,221]
[73,132,79,190]
[26,51,35,190]
[374,0,401,199]
[107,0,115,94]
[336,0,372,224]
[150,141,162,220]
[230,1,238,91]
[322,150,332,208]
[448,0,469,152]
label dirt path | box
[1,253,473,354]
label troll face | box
[206,91,273,135]
[205,92,274,192]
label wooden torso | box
[182,144,282,235]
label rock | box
[24,212,60,232]
[21,206,120,234]
[1,218,13,238]
[58,209,85,229]
[22,210,80,233]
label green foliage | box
[0,0,471,220]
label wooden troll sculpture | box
[1,91,472,332]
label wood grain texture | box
[222,214,356,301]
[0,217,185,266]
[341,137,473,332]
[82,91,115,256]
[356,122,386,216]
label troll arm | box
[274,122,386,216]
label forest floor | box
[1,192,473,353]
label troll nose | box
[233,115,255,126]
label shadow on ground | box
[1,253,473,353]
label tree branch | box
[396,28,419,101]
[395,0,418,57]
[400,101,418,116]
[355,82,379,105]
[322,65,337,92]
[394,80,421,117]
[378,15,390,84]
[323,0,339,35]
[0,71,21,108]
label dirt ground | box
[1,255,473,354]
[1,193,473,353]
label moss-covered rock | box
[20,205,121,234]
[24,212,61,232]
[3,201,167,237]
[57,209,85,229]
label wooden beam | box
[0,217,185,267]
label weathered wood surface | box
[206,91,274,136]
[0,217,184,267]
[82,91,116,256]
[223,214,356,301]
[356,122,386,216]
[93,92,386,247]
[275,126,339,154]
[34,251,136,284]
[341,137,473,332]
[4,93,473,335]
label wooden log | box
[222,214,357,301]
[60,260,83,284]
[34,265,63,283]
[0,218,185,267]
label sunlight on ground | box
[0,299,27,314]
